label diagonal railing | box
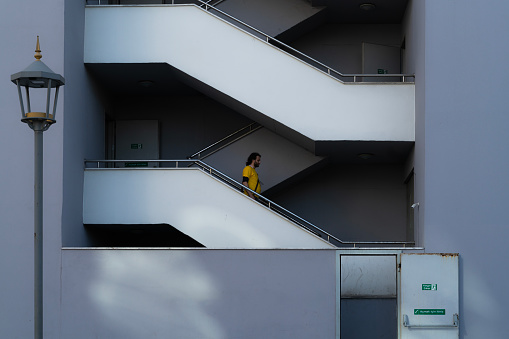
[84,0,415,83]
[187,122,261,160]
[198,0,227,8]
[85,159,416,248]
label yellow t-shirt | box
[242,165,261,196]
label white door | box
[115,120,159,167]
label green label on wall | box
[414,309,445,315]
[125,162,148,167]
[131,143,142,149]
[422,284,438,291]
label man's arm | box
[242,177,255,199]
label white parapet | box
[83,168,335,249]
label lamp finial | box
[34,36,42,61]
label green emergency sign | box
[414,309,445,315]
[125,162,148,167]
[422,284,438,290]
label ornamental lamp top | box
[10,36,65,88]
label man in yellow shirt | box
[242,152,261,200]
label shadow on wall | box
[85,223,205,247]
[60,249,336,338]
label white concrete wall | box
[83,168,335,248]
[205,128,324,191]
[0,1,65,338]
[61,248,337,339]
[216,0,324,37]
[84,5,415,142]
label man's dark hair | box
[246,152,261,166]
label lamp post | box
[11,36,64,339]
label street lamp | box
[10,36,64,339]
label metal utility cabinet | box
[399,253,459,338]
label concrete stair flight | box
[85,4,414,152]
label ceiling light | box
[138,80,154,88]
[357,153,374,160]
[359,3,376,11]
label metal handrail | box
[84,159,416,248]
[403,314,459,328]
[192,0,414,83]
[195,0,414,83]
[187,122,261,160]
[198,0,214,7]
[199,0,226,8]
[84,0,415,83]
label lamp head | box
[10,36,65,130]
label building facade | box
[1,0,508,338]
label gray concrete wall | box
[402,0,425,246]
[62,0,106,247]
[290,24,403,75]
[267,163,408,242]
[0,1,65,337]
[109,96,323,193]
[109,94,251,160]
[61,249,337,338]
[419,1,509,337]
